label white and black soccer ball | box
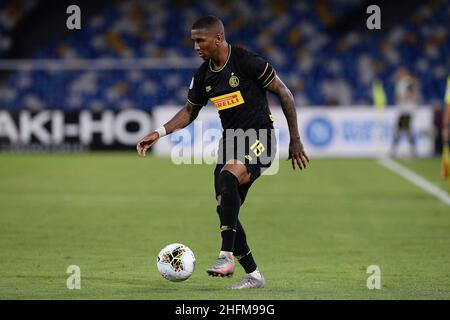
[156,243,195,282]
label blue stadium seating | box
[0,0,448,109]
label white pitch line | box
[378,157,450,206]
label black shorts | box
[398,113,412,130]
[214,127,277,204]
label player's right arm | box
[137,67,207,157]
[136,101,203,156]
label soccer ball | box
[156,243,195,282]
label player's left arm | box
[266,76,309,170]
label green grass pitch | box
[0,153,449,299]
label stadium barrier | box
[153,106,434,158]
[0,109,153,151]
[0,106,433,156]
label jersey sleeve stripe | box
[263,72,276,88]
[187,98,205,106]
[256,63,269,80]
[262,69,275,86]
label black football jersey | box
[187,45,276,130]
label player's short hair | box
[192,15,225,36]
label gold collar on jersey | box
[209,45,231,73]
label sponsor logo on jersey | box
[229,73,239,87]
[210,91,245,111]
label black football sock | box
[234,220,257,273]
[237,252,257,274]
[217,171,241,252]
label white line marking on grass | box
[378,157,450,206]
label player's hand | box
[288,137,309,170]
[136,132,159,157]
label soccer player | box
[137,16,309,289]
[390,67,420,158]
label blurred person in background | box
[390,67,420,158]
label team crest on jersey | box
[205,85,212,92]
[229,73,239,88]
